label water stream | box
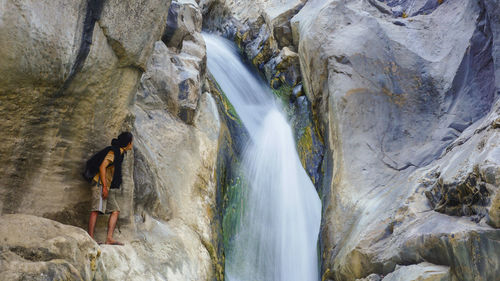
[204,33,321,281]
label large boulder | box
[99,217,216,281]
[0,0,224,280]
[0,0,171,230]
[162,0,203,50]
[0,214,104,281]
[291,0,500,280]
[99,0,171,69]
[123,1,221,278]
[0,0,86,92]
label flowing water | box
[204,33,321,281]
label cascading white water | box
[204,33,321,281]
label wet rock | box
[244,23,278,70]
[264,47,301,87]
[292,84,304,100]
[489,191,500,228]
[425,169,493,219]
[290,96,325,188]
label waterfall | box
[204,33,321,281]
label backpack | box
[82,146,124,189]
[82,147,114,183]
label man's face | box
[125,140,133,151]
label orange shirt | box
[92,148,124,187]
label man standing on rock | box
[84,132,133,245]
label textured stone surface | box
[0,214,104,281]
[290,0,500,280]
[99,0,171,69]
[99,217,215,281]
[0,0,87,92]
[141,38,206,125]
[122,1,221,278]
[2,0,500,280]
[0,0,223,280]
[356,273,382,281]
[382,263,450,281]
[0,0,171,229]
[163,0,203,49]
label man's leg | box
[88,211,99,239]
[106,211,123,245]
[89,183,104,241]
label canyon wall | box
[1,0,499,280]
[0,0,225,280]
[201,0,500,280]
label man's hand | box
[99,158,111,200]
[102,186,109,199]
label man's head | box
[112,132,133,151]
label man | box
[86,132,133,245]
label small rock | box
[356,273,382,281]
[382,263,451,281]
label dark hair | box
[111,132,133,148]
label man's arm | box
[99,159,111,199]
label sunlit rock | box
[0,214,104,281]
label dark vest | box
[82,146,125,189]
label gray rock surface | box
[0,0,86,92]
[0,0,170,228]
[0,0,223,280]
[0,214,105,281]
[382,263,450,281]
[2,0,500,280]
[99,0,171,69]
[130,38,220,281]
[163,0,203,50]
[290,0,500,280]
[356,273,382,281]
[102,1,222,279]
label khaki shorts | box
[90,182,120,214]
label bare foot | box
[105,239,124,245]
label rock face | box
[2,0,500,281]
[125,20,221,278]
[0,0,170,228]
[0,0,224,280]
[290,0,500,280]
[0,214,105,281]
[382,263,451,281]
[201,0,500,280]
